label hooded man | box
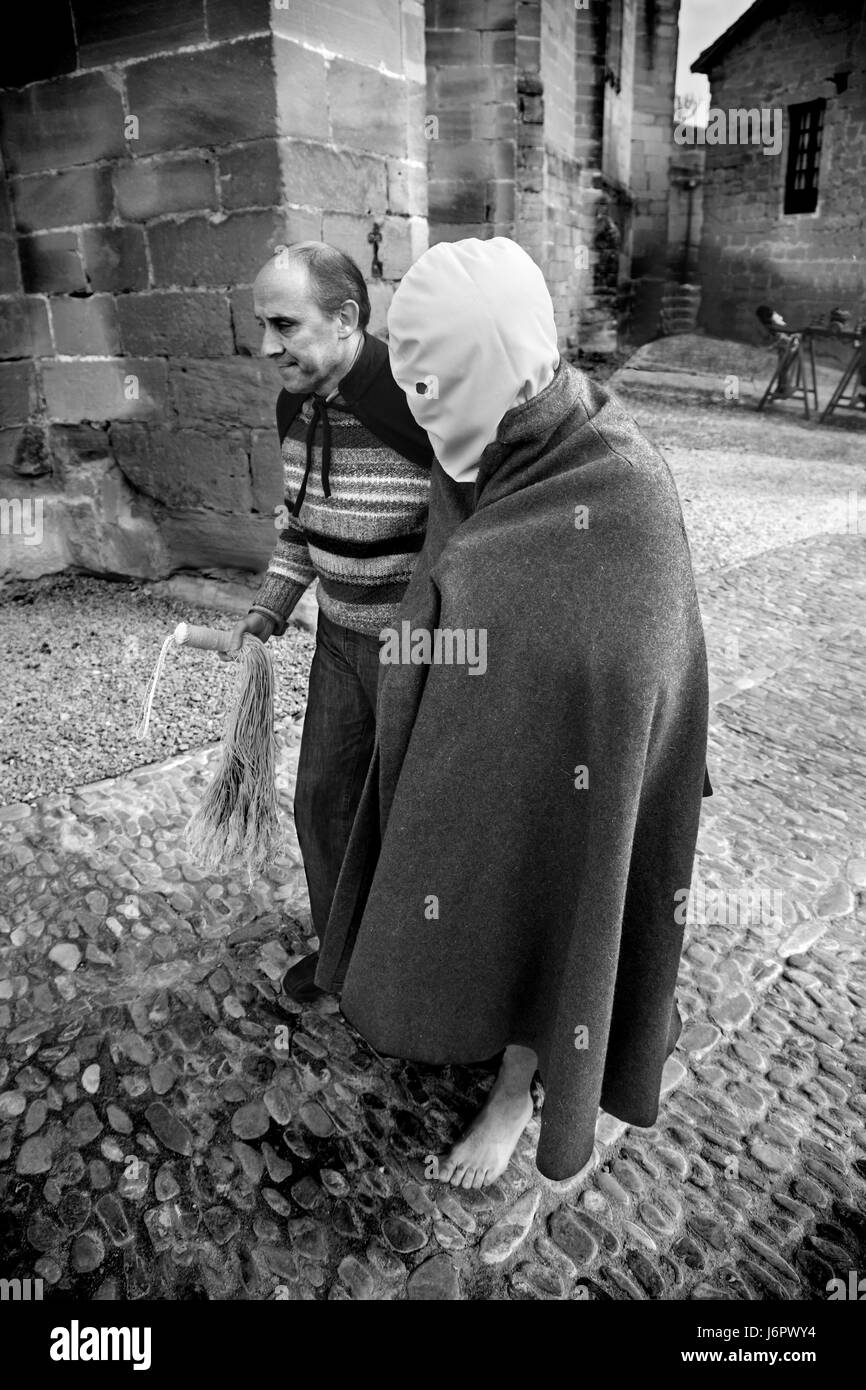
[315,237,711,1187]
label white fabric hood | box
[387,237,560,483]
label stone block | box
[41,360,168,423]
[0,73,125,175]
[229,288,261,357]
[0,488,71,583]
[206,0,272,41]
[433,103,514,143]
[406,83,429,162]
[0,427,22,480]
[271,0,403,72]
[367,280,395,338]
[111,423,253,511]
[82,226,149,293]
[517,0,541,37]
[169,358,277,428]
[116,292,234,357]
[660,1055,687,1095]
[328,60,409,157]
[48,423,113,485]
[428,180,487,223]
[250,428,282,512]
[433,65,515,106]
[407,215,428,269]
[431,139,515,181]
[431,0,515,29]
[401,0,426,82]
[1,422,49,478]
[60,455,171,579]
[486,32,517,64]
[50,296,121,356]
[18,232,86,294]
[218,141,281,211]
[280,142,388,215]
[0,298,52,360]
[386,159,427,217]
[0,180,13,237]
[74,0,205,66]
[148,210,318,288]
[11,166,114,233]
[425,30,482,65]
[0,361,38,427]
[486,178,515,222]
[321,212,417,280]
[272,38,329,142]
[114,156,218,221]
[125,39,277,155]
[160,506,275,572]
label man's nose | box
[261,324,284,358]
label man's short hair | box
[274,241,371,330]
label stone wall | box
[424,0,622,356]
[570,0,641,355]
[425,0,518,244]
[694,0,866,342]
[1,0,685,591]
[667,147,705,283]
[0,0,427,587]
[629,0,682,341]
[532,0,582,351]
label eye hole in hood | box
[388,237,560,483]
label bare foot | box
[434,1045,537,1189]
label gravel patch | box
[620,396,866,574]
[0,573,314,806]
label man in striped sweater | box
[224,242,434,1001]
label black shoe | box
[281,952,325,1004]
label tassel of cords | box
[185,637,279,886]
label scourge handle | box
[174,622,234,653]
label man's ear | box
[338,299,361,335]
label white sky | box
[676,0,757,116]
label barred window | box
[784,99,825,215]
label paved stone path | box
[1,395,865,1300]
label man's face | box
[253,261,346,396]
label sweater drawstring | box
[320,400,332,500]
[292,396,332,518]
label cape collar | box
[338,331,388,403]
[473,359,589,503]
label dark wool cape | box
[316,361,710,1180]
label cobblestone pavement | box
[1,397,865,1300]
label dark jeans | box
[293,609,381,949]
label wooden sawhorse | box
[757,328,819,419]
[819,334,866,423]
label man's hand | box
[217,611,276,663]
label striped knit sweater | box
[251,391,431,638]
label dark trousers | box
[293,609,381,948]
